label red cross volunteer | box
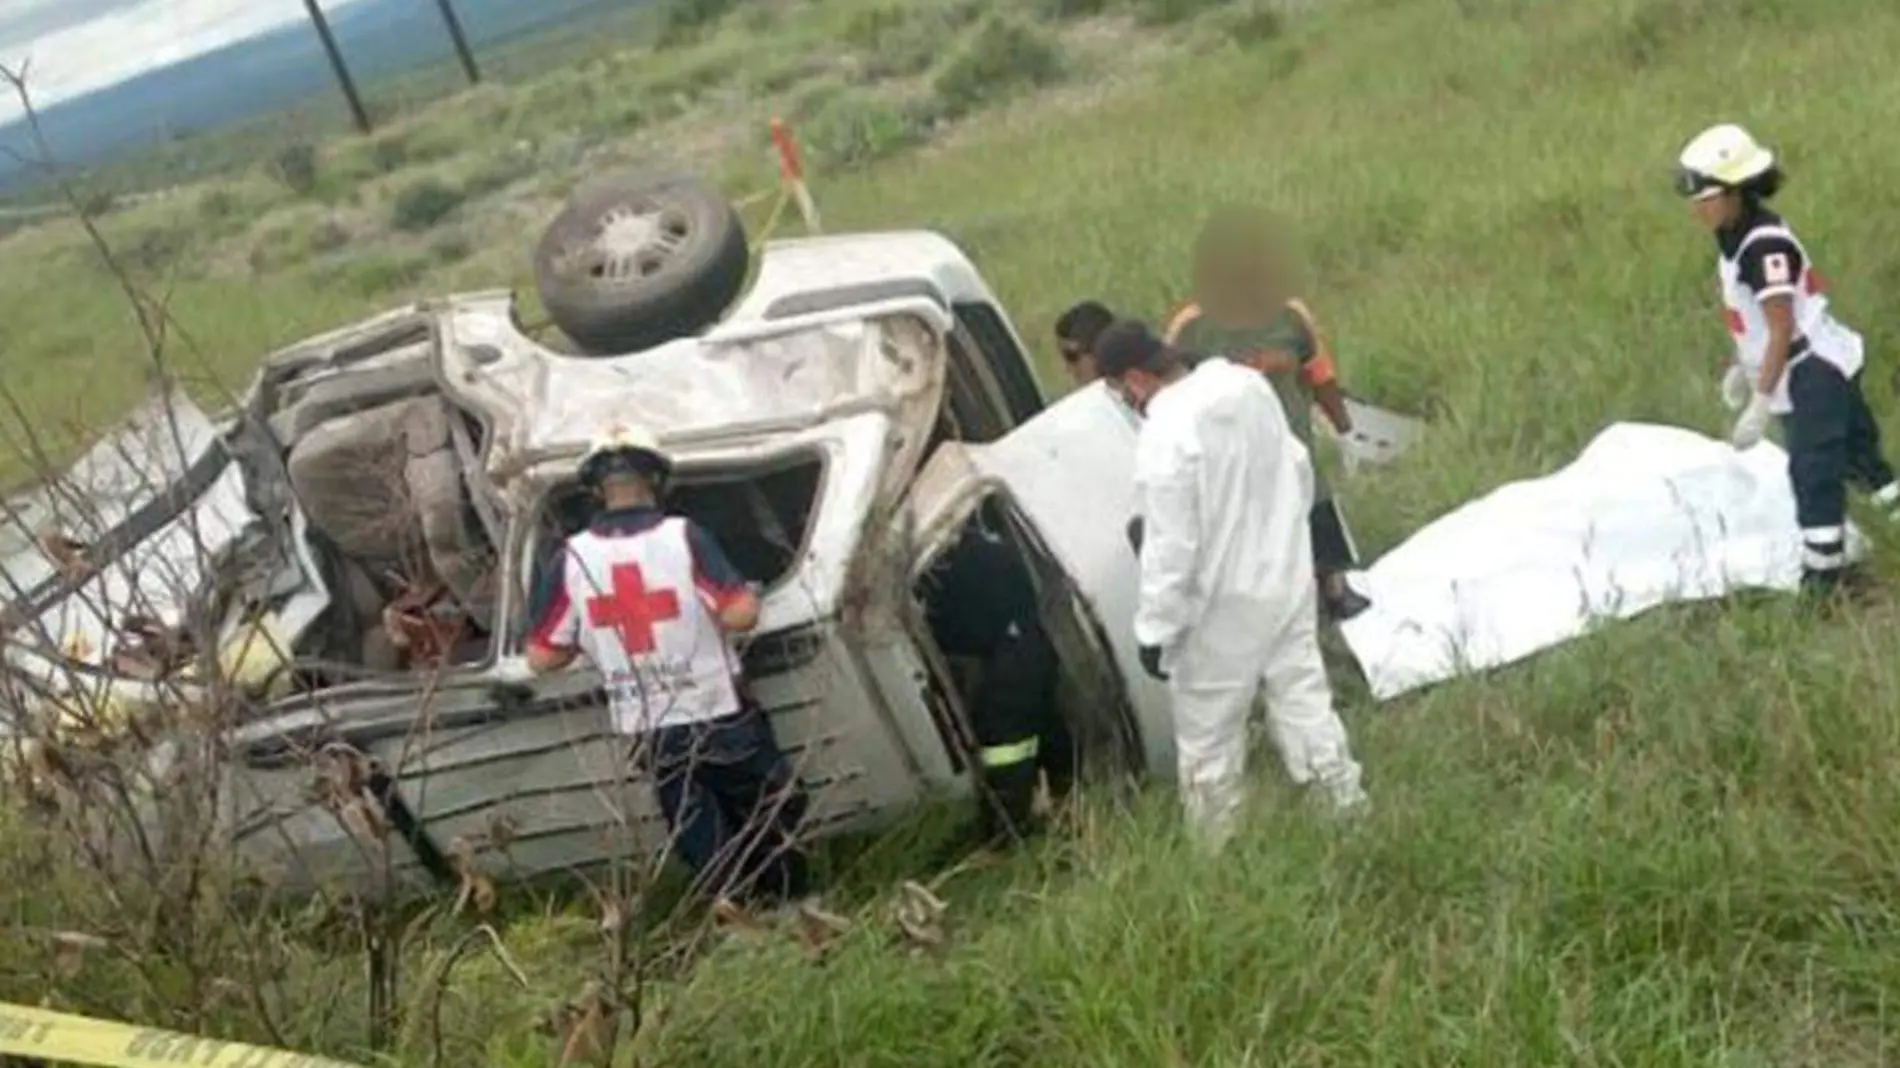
[526,426,815,913]
[1678,122,1900,596]
[537,516,743,731]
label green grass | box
[9,0,1900,1063]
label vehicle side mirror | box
[1126,516,1144,556]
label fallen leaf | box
[340,796,391,841]
[51,941,83,979]
[598,897,626,936]
[893,880,948,950]
[487,814,519,851]
[467,871,498,915]
[447,835,477,869]
[556,983,617,1068]
[793,901,851,959]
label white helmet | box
[1677,123,1776,198]
[578,424,672,489]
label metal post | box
[302,0,372,133]
[431,0,482,85]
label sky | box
[0,0,365,121]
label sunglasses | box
[1058,341,1089,364]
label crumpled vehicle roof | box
[438,297,947,478]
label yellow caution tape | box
[0,1001,364,1068]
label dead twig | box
[426,923,530,1068]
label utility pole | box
[431,0,482,86]
[301,0,372,134]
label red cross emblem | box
[586,563,681,654]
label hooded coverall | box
[1132,357,1367,846]
[1163,299,1368,620]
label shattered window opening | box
[517,454,827,642]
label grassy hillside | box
[8,0,1900,1064]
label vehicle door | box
[898,381,1173,782]
[943,299,1047,443]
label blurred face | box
[595,469,657,508]
[1058,336,1099,385]
[1195,252,1287,322]
[1107,368,1164,415]
[1689,188,1739,231]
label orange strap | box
[1162,301,1202,344]
[1284,297,1338,386]
[770,118,805,183]
[1168,297,1339,384]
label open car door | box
[901,383,1174,781]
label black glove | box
[1138,644,1169,681]
[1126,516,1145,555]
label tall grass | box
[6,0,1900,1063]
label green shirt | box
[1172,303,1318,444]
[1172,303,1332,503]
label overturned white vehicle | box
[1,219,1181,894]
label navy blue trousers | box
[1783,360,1897,574]
[646,705,811,905]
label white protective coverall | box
[1132,357,1367,845]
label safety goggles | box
[579,449,671,491]
[1675,167,1728,201]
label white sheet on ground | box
[1337,422,1862,702]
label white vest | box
[1718,223,1864,415]
[558,517,743,732]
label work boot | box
[976,761,1043,846]
[1325,587,1373,623]
[1320,574,1372,623]
[1799,565,1873,612]
[1801,565,1858,597]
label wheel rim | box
[554,199,695,287]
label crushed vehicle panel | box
[0,228,1191,898]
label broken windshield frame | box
[504,446,833,654]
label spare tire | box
[532,173,750,355]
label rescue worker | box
[1163,210,1372,622]
[921,507,1078,852]
[526,426,813,910]
[1054,300,1116,387]
[1094,319,1367,848]
[1678,123,1900,595]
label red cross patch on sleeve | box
[1762,252,1792,286]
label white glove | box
[489,657,538,684]
[1730,392,1772,450]
[1720,364,1751,412]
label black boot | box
[1321,574,1372,623]
[1326,586,1373,622]
[1800,565,1870,607]
[977,761,1044,846]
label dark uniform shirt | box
[1717,203,1813,357]
[525,506,746,631]
[923,526,1039,659]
